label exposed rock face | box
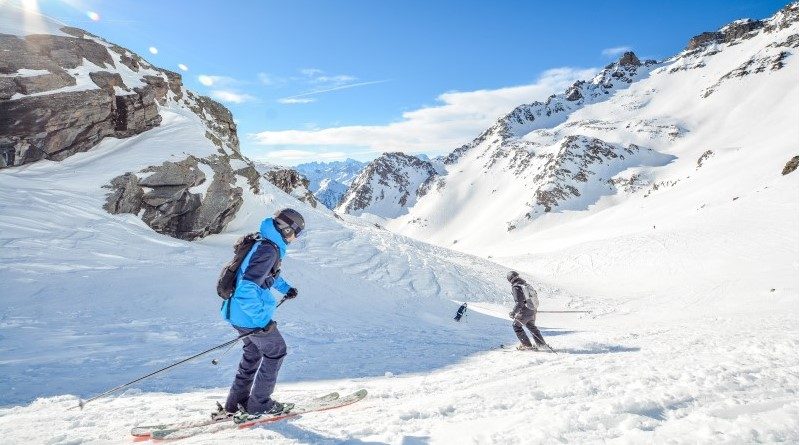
[782,155,799,175]
[532,136,647,213]
[337,152,438,218]
[0,31,164,166]
[104,156,244,240]
[262,167,318,208]
[685,3,798,52]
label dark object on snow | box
[782,155,798,175]
[454,302,468,321]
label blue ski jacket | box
[221,218,293,328]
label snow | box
[0,68,51,77]
[0,5,797,445]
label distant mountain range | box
[295,159,365,209]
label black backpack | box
[217,233,263,300]
[217,233,282,319]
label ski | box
[495,344,559,353]
[148,389,367,441]
[131,392,339,439]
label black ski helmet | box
[273,208,305,241]
[506,270,519,282]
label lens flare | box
[86,11,100,21]
[148,47,158,55]
[178,64,189,71]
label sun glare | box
[17,0,49,34]
[87,11,100,21]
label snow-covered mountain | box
[336,151,438,218]
[390,3,798,262]
[295,159,365,208]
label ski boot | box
[233,401,295,424]
[210,401,234,422]
[516,343,535,351]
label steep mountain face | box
[295,159,365,209]
[0,15,261,240]
[389,4,798,252]
[337,152,438,218]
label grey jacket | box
[510,278,538,317]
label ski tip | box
[353,389,368,398]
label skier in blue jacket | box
[218,208,305,419]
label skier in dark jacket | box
[507,271,547,350]
[215,208,305,420]
[454,302,468,322]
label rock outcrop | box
[104,156,244,240]
[261,166,318,208]
[782,155,799,175]
[0,30,166,166]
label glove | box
[285,288,298,299]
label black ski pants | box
[225,324,287,414]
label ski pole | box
[538,310,591,313]
[75,297,290,409]
[72,330,257,410]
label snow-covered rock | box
[337,152,438,218]
[0,11,262,240]
[256,163,319,208]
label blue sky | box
[26,0,790,165]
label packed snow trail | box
[0,308,795,444]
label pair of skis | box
[131,389,367,441]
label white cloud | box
[210,90,255,104]
[300,68,325,77]
[278,98,316,104]
[253,67,597,153]
[314,74,357,84]
[255,150,349,163]
[178,64,189,71]
[602,46,633,57]
[148,46,158,55]
[197,75,235,87]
